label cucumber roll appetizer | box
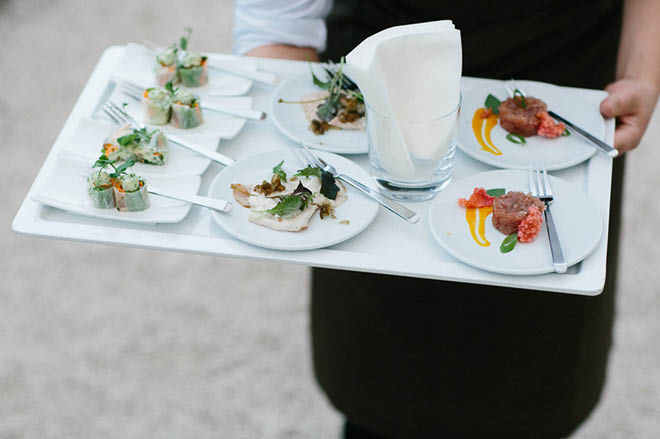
[179,51,208,87]
[133,129,168,165]
[87,170,114,209]
[171,89,204,129]
[113,173,150,212]
[143,87,172,125]
[103,125,168,165]
[155,44,179,86]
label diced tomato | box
[480,108,493,119]
[518,206,543,242]
[536,111,566,138]
[458,187,495,208]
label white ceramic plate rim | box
[457,80,603,170]
[428,170,603,275]
[208,150,379,250]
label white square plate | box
[32,157,201,224]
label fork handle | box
[544,205,567,273]
[337,174,420,224]
[166,134,236,167]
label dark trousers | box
[311,157,625,438]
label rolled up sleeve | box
[232,0,333,55]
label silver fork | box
[293,144,420,224]
[101,101,235,167]
[529,164,567,273]
[118,81,266,121]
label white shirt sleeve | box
[232,0,333,55]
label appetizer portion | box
[87,155,150,212]
[87,169,114,209]
[155,45,179,86]
[479,90,568,146]
[141,82,204,129]
[231,161,347,232]
[103,125,168,165]
[113,173,150,212]
[458,187,545,252]
[170,89,204,129]
[143,86,172,125]
[154,27,208,87]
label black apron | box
[313,1,624,437]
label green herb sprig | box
[500,233,518,253]
[486,188,505,197]
[179,27,192,51]
[272,161,287,182]
[117,127,157,147]
[506,133,527,145]
[312,57,363,122]
[513,89,527,108]
[294,165,339,200]
[266,195,303,217]
[484,94,501,115]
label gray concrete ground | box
[1,1,659,437]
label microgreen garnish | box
[272,161,287,182]
[486,188,505,197]
[312,57,363,122]
[562,128,571,136]
[484,94,501,115]
[117,127,157,147]
[506,133,527,144]
[165,81,179,96]
[91,154,135,179]
[513,89,527,108]
[294,166,323,179]
[109,158,136,178]
[500,233,518,253]
[266,195,303,217]
[179,27,192,51]
[320,170,339,200]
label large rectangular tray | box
[12,46,615,295]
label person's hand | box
[599,77,659,153]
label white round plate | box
[270,72,368,154]
[428,170,603,275]
[208,150,379,250]
[457,80,605,170]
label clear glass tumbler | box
[366,97,461,202]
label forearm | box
[246,44,319,61]
[617,0,660,91]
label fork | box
[118,81,266,121]
[101,101,236,167]
[293,144,420,224]
[529,164,567,273]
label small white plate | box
[457,80,605,170]
[32,157,201,224]
[103,84,248,140]
[111,43,254,97]
[208,149,379,250]
[428,170,603,275]
[271,72,368,154]
[60,118,213,176]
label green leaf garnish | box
[513,89,527,108]
[109,158,136,178]
[486,188,505,197]
[506,133,527,144]
[310,66,331,90]
[165,81,178,96]
[484,94,501,115]
[562,128,571,136]
[500,233,518,253]
[294,166,322,179]
[266,195,302,217]
[180,27,192,51]
[320,170,339,200]
[117,133,137,146]
[272,160,287,182]
[292,181,313,209]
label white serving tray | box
[12,45,615,296]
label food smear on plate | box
[459,187,545,252]
[472,91,569,155]
[230,161,347,232]
[154,27,208,87]
[103,125,168,165]
[87,155,150,212]
[142,82,204,129]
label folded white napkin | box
[345,21,462,179]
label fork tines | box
[528,164,552,202]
